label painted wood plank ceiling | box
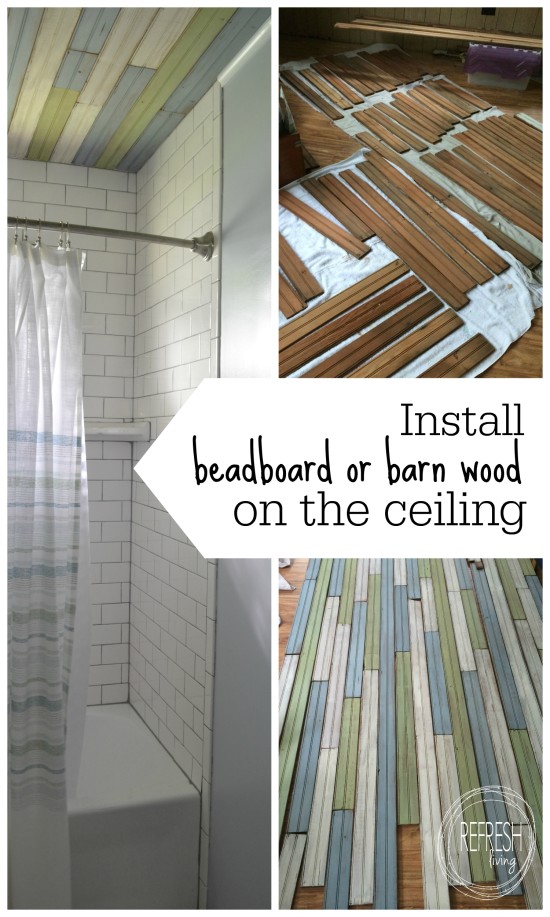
[8,7,269,172]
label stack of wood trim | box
[334,17,543,50]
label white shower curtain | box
[8,240,91,908]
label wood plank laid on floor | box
[454,127,541,197]
[306,558,321,578]
[279,259,407,350]
[279,190,370,259]
[312,596,339,682]
[279,653,299,738]
[350,670,378,905]
[354,558,369,601]
[301,746,338,887]
[518,558,535,576]
[517,587,542,650]
[408,597,451,908]
[349,307,463,378]
[279,232,324,302]
[454,558,472,590]
[384,99,441,143]
[329,557,345,596]
[364,572,380,670]
[449,591,476,671]
[394,556,407,585]
[281,71,343,121]
[288,680,329,833]
[435,733,472,886]
[321,623,351,749]
[408,84,459,128]
[418,558,431,577]
[312,61,364,105]
[517,824,542,909]
[301,291,443,378]
[395,651,419,825]
[515,619,542,709]
[395,584,409,651]
[436,77,492,112]
[509,729,542,856]
[453,141,542,207]
[372,101,431,149]
[406,557,420,599]
[442,558,460,594]
[303,175,375,239]
[299,67,353,110]
[507,558,530,592]
[334,697,361,809]
[392,90,449,135]
[319,56,375,97]
[420,575,438,631]
[461,588,487,650]
[374,558,397,909]
[419,334,495,377]
[280,833,307,909]
[338,558,357,625]
[414,82,466,122]
[345,601,367,697]
[286,577,317,655]
[354,108,411,153]
[430,558,493,882]
[463,669,521,889]
[425,630,452,734]
[495,558,525,620]
[280,558,332,831]
[280,274,307,318]
[324,809,354,909]
[525,575,542,617]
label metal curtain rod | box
[8,216,214,261]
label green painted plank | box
[338,558,357,624]
[510,729,542,857]
[395,652,419,825]
[461,588,487,650]
[495,558,525,620]
[418,558,431,577]
[96,8,235,168]
[27,87,79,161]
[333,697,360,810]
[519,558,535,575]
[430,558,494,882]
[279,559,332,833]
[364,573,380,670]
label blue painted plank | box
[425,631,452,734]
[463,670,523,891]
[287,681,328,833]
[285,577,316,655]
[306,558,321,579]
[455,557,473,590]
[394,584,409,651]
[345,602,367,697]
[115,109,183,172]
[55,50,97,91]
[525,575,542,618]
[8,8,43,125]
[329,558,345,596]
[374,558,397,909]
[406,558,420,599]
[74,65,155,166]
[471,566,526,729]
[71,8,120,54]
[324,810,354,909]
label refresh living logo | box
[437,786,536,900]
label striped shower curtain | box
[8,240,90,908]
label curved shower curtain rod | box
[8,216,214,262]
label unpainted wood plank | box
[321,623,351,748]
[395,584,409,651]
[335,17,542,49]
[280,833,307,909]
[453,142,541,214]
[435,734,472,886]
[279,190,370,259]
[364,573,380,669]
[354,108,411,152]
[373,101,433,146]
[279,653,299,738]
[454,130,541,198]
[509,729,542,856]
[299,66,353,110]
[288,680,329,832]
[392,90,449,134]
[515,620,542,709]
[279,232,324,302]
[281,70,343,121]
[420,334,495,377]
[324,809,354,909]
[449,591,476,671]
[312,61,364,105]
[303,176,375,239]
[301,747,338,886]
[350,670,378,905]
[425,630,452,734]
[435,77,492,112]
[395,652,419,824]
[345,602,367,697]
[312,596,339,682]
[280,273,307,319]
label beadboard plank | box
[396,652,419,824]
[8,8,44,126]
[55,50,97,92]
[350,670,378,905]
[279,190,370,259]
[338,558,357,624]
[448,590,476,671]
[495,558,525,620]
[461,588,487,651]
[509,729,542,856]
[507,557,531,591]
[425,631,452,734]
[51,102,101,164]
[454,557,473,590]
[321,624,351,748]
[27,88,80,162]
[395,584,409,651]
[518,558,535,576]
[345,602,367,697]
[71,8,120,55]
[517,587,542,650]
[420,576,438,631]
[442,558,460,593]
[324,810,353,909]
[364,573,380,669]
[306,558,321,579]
[406,557,420,598]
[515,620,542,709]
[78,9,157,107]
[116,110,183,174]
[131,8,197,68]
[435,734,472,886]
[334,697,361,809]
[286,577,316,655]
[418,558,431,578]
[408,597,450,908]
[354,558,369,601]
[301,747,338,887]
[288,680,329,833]
[525,575,542,617]
[394,557,407,585]
[279,653,299,738]
[312,596,339,682]
[279,233,324,302]
[280,833,307,909]
[329,558,345,596]
[517,824,542,909]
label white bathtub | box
[68,704,200,909]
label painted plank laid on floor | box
[394,557,406,585]
[345,602,367,697]
[333,697,361,809]
[312,596,339,682]
[461,588,487,650]
[507,557,530,591]
[301,747,338,887]
[374,558,397,909]
[279,654,299,738]
[418,558,431,577]
[510,729,542,855]
[306,558,321,579]
[518,558,535,576]
[448,591,476,671]
[394,584,409,651]
[424,631,452,734]
[395,652,419,824]
[321,623,351,748]
[463,670,521,889]
[280,559,332,832]
[408,597,451,908]
[517,824,542,909]
[338,558,357,624]
[288,681,328,832]
[517,586,542,649]
[280,833,307,909]
[420,576,438,631]
[350,670,378,905]
[324,810,354,909]
[286,577,316,655]
[524,573,542,617]
[442,558,460,593]
[435,734,472,886]
[430,558,493,882]
[515,620,542,708]
[364,573,380,669]
[454,557,472,590]
[406,557,420,598]
[354,558,369,601]
[495,558,525,620]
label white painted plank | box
[448,591,476,671]
[408,598,450,909]
[435,735,471,886]
[78,9,157,107]
[312,597,339,682]
[517,824,542,909]
[301,747,338,886]
[420,576,438,631]
[394,557,407,586]
[280,833,307,909]
[517,586,542,650]
[350,670,378,905]
[370,557,381,574]
[515,620,542,709]
[279,654,299,738]
[354,559,369,601]
[321,624,350,748]
[442,558,460,593]
[130,9,197,68]
[484,560,542,772]
[51,102,100,163]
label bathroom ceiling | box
[8,7,269,172]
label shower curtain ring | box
[58,221,64,249]
[34,219,42,248]
[14,217,18,245]
[65,222,71,250]
[23,218,28,242]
